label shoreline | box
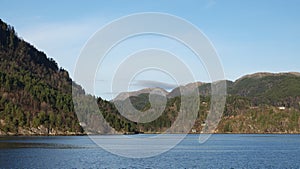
[1,132,300,136]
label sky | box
[1,0,300,100]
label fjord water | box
[0,134,299,168]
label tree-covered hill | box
[229,72,300,108]
[0,19,84,135]
[168,73,300,109]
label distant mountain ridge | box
[112,88,168,101]
[112,82,204,102]
[112,72,300,109]
[111,72,300,133]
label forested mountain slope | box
[0,19,83,135]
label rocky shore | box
[0,125,84,136]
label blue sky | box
[1,0,300,99]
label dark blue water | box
[0,134,299,168]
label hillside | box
[168,73,300,109]
[0,19,84,135]
[229,72,300,108]
[113,73,300,133]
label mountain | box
[0,19,140,135]
[113,88,168,101]
[167,72,300,107]
[112,72,300,133]
[167,82,203,98]
[162,73,300,108]
[229,72,300,108]
[1,19,299,135]
[0,19,84,135]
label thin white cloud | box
[131,80,177,90]
[205,0,217,8]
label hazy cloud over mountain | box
[131,80,177,90]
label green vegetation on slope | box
[110,75,300,134]
[0,19,83,135]
[229,73,300,108]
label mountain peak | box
[236,72,300,83]
[112,87,168,101]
